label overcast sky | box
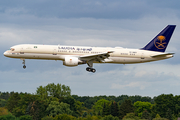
[1,0,180,97]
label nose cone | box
[3,51,8,57]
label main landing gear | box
[86,67,96,73]
[22,59,26,69]
[86,60,96,73]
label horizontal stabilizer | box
[151,53,174,58]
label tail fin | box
[142,25,176,52]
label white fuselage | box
[4,44,173,64]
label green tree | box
[119,99,134,120]
[41,116,54,120]
[102,115,119,120]
[152,118,168,120]
[0,107,9,116]
[12,107,25,118]
[153,94,174,118]
[46,101,73,117]
[0,92,13,100]
[54,114,76,120]
[123,113,139,120]
[141,110,150,119]
[92,99,110,115]
[36,83,71,99]
[82,112,87,117]
[0,99,7,107]
[102,102,110,116]
[6,92,21,113]
[19,115,33,120]
[26,99,48,120]
[75,100,84,116]
[166,108,173,120]
[110,101,119,117]
[0,114,16,120]
[134,101,152,117]
[61,96,78,116]
[155,114,161,118]
[6,92,48,118]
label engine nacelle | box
[63,57,79,67]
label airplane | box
[4,25,176,73]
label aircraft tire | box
[23,65,26,69]
[86,67,91,72]
[91,68,96,73]
[86,67,96,73]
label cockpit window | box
[11,48,15,51]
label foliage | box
[6,92,48,118]
[54,114,76,120]
[110,101,119,117]
[46,101,73,117]
[84,115,99,120]
[3,83,180,120]
[152,118,168,120]
[36,83,71,99]
[0,91,14,100]
[82,112,88,117]
[92,99,110,115]
[153,94,174,117]
[0,99,7,107]
[72,95,153,110]
[119,100,134,120]
[6,92,21,113]
[26,99,48,120]
[134,101,152,117]
[123,113,139,120]
[102,102,110,117]
[166,108,173,120]
[102,115,119,120]
[19,115,33,120]
[41,116,54,120]
[12,107,25,118]
[61,96,78,117]
[155,114,161,118]
[141,110,150,119]
[0,114,16,120]
[0,107,9,116]
[75,100,84,116]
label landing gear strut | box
[22,59,26,69]
[86,60,96,73]
[86,67,96,73]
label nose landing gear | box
[22,59,26,69]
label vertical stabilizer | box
[142,25,176,52]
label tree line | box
[0,83,180,120]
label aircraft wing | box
[151,53,175,58]
[79,51,113,62]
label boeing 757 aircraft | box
[4,25,176,73]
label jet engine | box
[63,57,79,67]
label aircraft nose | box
[3,51,8,57]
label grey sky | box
[0,0,180,97]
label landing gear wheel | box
[86,67,96,73]
[91,68,96,73]
[22,59,26,69]
[86,67,91,72]
[23,65,26,69]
